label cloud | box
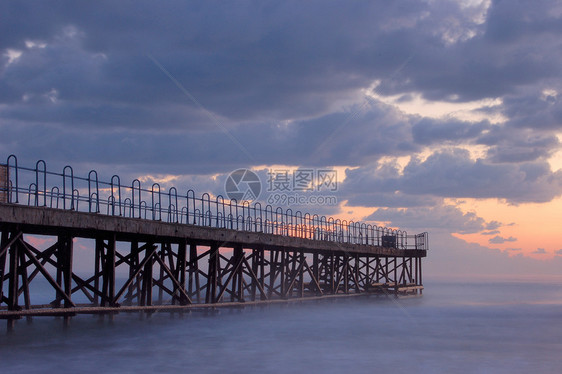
[402,150,562,203]
[485,221,502,230]
[1,1,561,179]
[1,0,559,125]
[412,118,491,145]
[365,204,498,234]
[341,148,562,204]
[424,232,562,278]
[533,248,547,254]
[488,235,517,244]
[500,89,562,131]
[555,249,562,256]
[0,1,427,124]
[482,230,500,235]
[375,0,562,102]
[0,99,421,175]
[480,126,561,163]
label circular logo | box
[225,169,261,202]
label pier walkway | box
[0,156,427,328]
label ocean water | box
[1,279,562,373]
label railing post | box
[62,166,75,210]
[6,155,18,203]
[0,163,8,203]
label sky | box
[1,0,562,278]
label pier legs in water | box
[1,231,424,329]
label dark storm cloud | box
[0,0,427,125]
[5,0,559,129]
[1,101,215,130]
[484,0,562,43]
[3,1,560,95]
[0,99,418,175]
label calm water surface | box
[1,279,561,373]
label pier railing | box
[0,155,428,250]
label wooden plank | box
[397,286,424,291]
[0,292,381,318]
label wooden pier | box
[0,157,427,329]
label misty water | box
[1,279,562,373]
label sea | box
[1,278,561,373]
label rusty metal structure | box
[0,155,427,329]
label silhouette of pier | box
[0,155,427,329]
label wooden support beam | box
[157,243,166,304]
[303,261,323,296]
[152,250,191,305]
[18,238,75,307]
[101,236,116,307]
[0,231,22,259]
[419,257,423,295]
[284,255,306,298]
[354,254,360,291]
[18,246,30,309]
[114,244,157,305]
[329,254,335,294]
[141,243,154,306]
[176,240,187,305]
[188,242,201,303]
[250,248,259,301]
[394,257,398,297]
[343,255,349,294]
[8,235,19,310]
[59,235,74,309]
[298,251,304,298]
[241,256,268,300]
[215,246,244,303]
[280,249,286,298]
[0,231,9,305]
[312,253,319,293]
[124,240,139,305]
[205,244,219,304]
[268,250,278,298]
[235,246,244,301]
[94,238,102,305]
